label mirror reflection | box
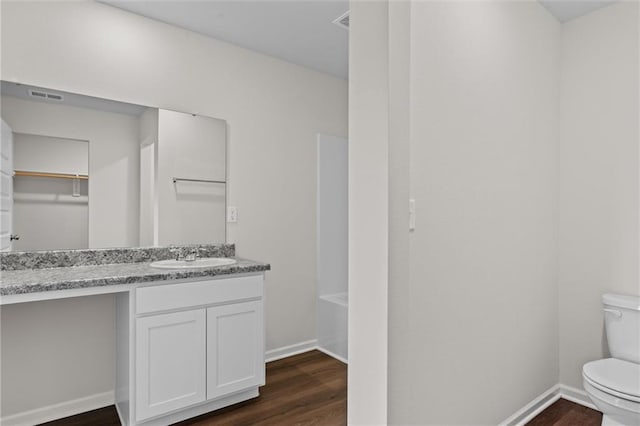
[0,81,227,251]
[13,133,89,251]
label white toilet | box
[583,293,640,426]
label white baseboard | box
[315,346,348,364]
[500,385,561,426]
[558,384,597,410]
[0,391,114,426]
[265,339,318,362]
[500,383,599,426]
[265,339,349,364]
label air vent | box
[28,89,64,102]
[332,11,349,30]
[28,90,47,99]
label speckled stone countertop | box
[0,245,270,296]
[0,244,237,271]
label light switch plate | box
[227,206,237,223]
[409,199,415,231]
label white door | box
[0,120,13,251]
[136,309,206,421]
[207,301,264,400]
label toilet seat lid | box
[583,358,640,399]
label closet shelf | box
[14,170,89,180]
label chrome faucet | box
[169,247,184,261]
[184,249,199,262]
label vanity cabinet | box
[206,301,264,400]
[117,273,265,426]
[135,310,207,421]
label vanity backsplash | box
[0,244,235,271]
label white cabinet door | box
[0,120,13,251]
[207,301,264,400]
[136,309,206,421]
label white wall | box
[317,134,348,297]
[558,1,640,389]
[13,133,88,175]
[386,0,412,422]
[1,296,115,419]
[1,95,140,248]
[392,1,561,423]
[1,0,346,418]
[348,1,389,424]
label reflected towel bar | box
[14,170,88,180]
[172,177,226,184]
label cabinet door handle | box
[604,308,622,318]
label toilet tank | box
[603,293,640,363]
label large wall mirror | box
[0,81,227,252]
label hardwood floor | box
[39,356,601,426]
[39,350,347,426]
[38,406,120,426]
[526,398,602,426]
[176,350,346,426]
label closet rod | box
[172,177,226,184]
[14,170,89,180]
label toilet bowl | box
[583,294,640,426]
[583,358,640,425]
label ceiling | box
[98,1,618,80]
[538,0,619,22]
[99,0,349,79]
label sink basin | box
[150,258,237,269]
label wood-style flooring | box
[526,398,602,426]
[39,350,347,426]
[39,354,602,426]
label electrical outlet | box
[227,206,238,223]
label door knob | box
[10,234,19,241]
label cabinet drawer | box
[136,274,263,314]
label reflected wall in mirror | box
[13,133,89,251]
[0,81,227,251]
[140,108,227,247]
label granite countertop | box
[0,257,270,296]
